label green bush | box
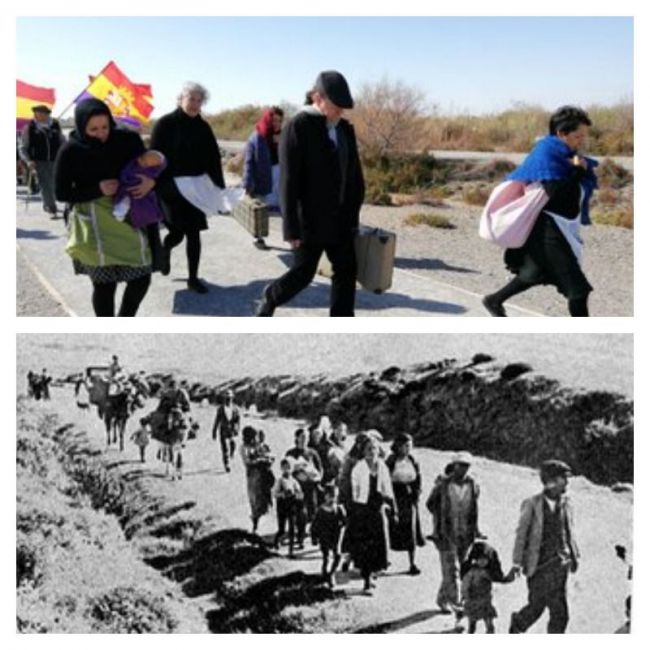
[462,185,492,206]
[592,208,634,229]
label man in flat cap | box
[256,70,365,316]
[426,452,481,617]
[509,460,579,633]
[19,104,65,216]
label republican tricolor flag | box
[16,80,56,132]
[78,61,154,129]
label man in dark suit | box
[256,70,365,317]
[509,460,580,633]
[212,390,241,472]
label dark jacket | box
[243,132,273,196]
[212,404,241,439]
[150,108,225,231]
[426,473,480,549]
[280,109,364,245]
[21,120,64,163]
[54,99,144,204]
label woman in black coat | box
[483,106,597,317]
[150,82,225,294]
[54,98,154,316]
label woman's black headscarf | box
[72,98,117,146]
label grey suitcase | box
[232,196,269,238]
[317,226,396,294]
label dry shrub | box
[225,153,244,175]
[592,208,634,229]
[403,212,455,229]
[390,193,418,207]
[352,78,431,155]
[462,185,492,206]
[595,188,619,207]
[597,158,633,189]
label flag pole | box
[56,61,112,120]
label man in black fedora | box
[256,70,365,316]
[19,104,64,216]
[509,460,580,633]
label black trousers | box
[511,563,570,633]
[267,238,357,316]
[275,497,298,551]
[220,434,236,470]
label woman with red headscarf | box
[243,106,284,249]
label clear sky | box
[16,16,633,118]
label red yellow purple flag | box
[80,61,154,128]
[16,80,56,131]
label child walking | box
[130,417,151,463]
[273,457,303,557]
[311,484,346,587]
[460,539,514,633]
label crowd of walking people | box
[213,408,583,634]
[26,360,627,634]
[16,66,599,318]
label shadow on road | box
[16,227,58,240]
[395,256,478,275]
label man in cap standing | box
[19,104,64,215]
[509,460,579,633]
[212,389,241,472]
[256,70,365,316]
[426,451,481,616]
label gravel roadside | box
[360,199,633,317]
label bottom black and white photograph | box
[15,333,633,634]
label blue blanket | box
[507,135,598,225]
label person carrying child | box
[130,417,152,463]
[273,457,304,558]
[113,150,167,273]
[460,538,515,633]
[311,483,346,587]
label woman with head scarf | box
[482,105,598,317]
[243,106,284,249]
[150,82,225,294]
[54,98,153,316]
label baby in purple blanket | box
[113,150,167,272]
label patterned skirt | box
[73,259,151,284]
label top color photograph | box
[15,15,633,317]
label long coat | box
[512,492,579,577]
[243,132,273,196]
[279,109,364,245]
[150,108,225,232]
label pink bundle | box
[479,180,549,248]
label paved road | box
[221,140,634,171]
[15,190,539,318]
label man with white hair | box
[426,451,481,617]
[151,81,225,293]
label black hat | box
[540,460,572,482]
[32,104,52,114]
[314,70,354,109]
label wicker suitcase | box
[317,226,396,294]
[232,196,269,238]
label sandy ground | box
[360,199,633,317]
[29,387,632,634]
